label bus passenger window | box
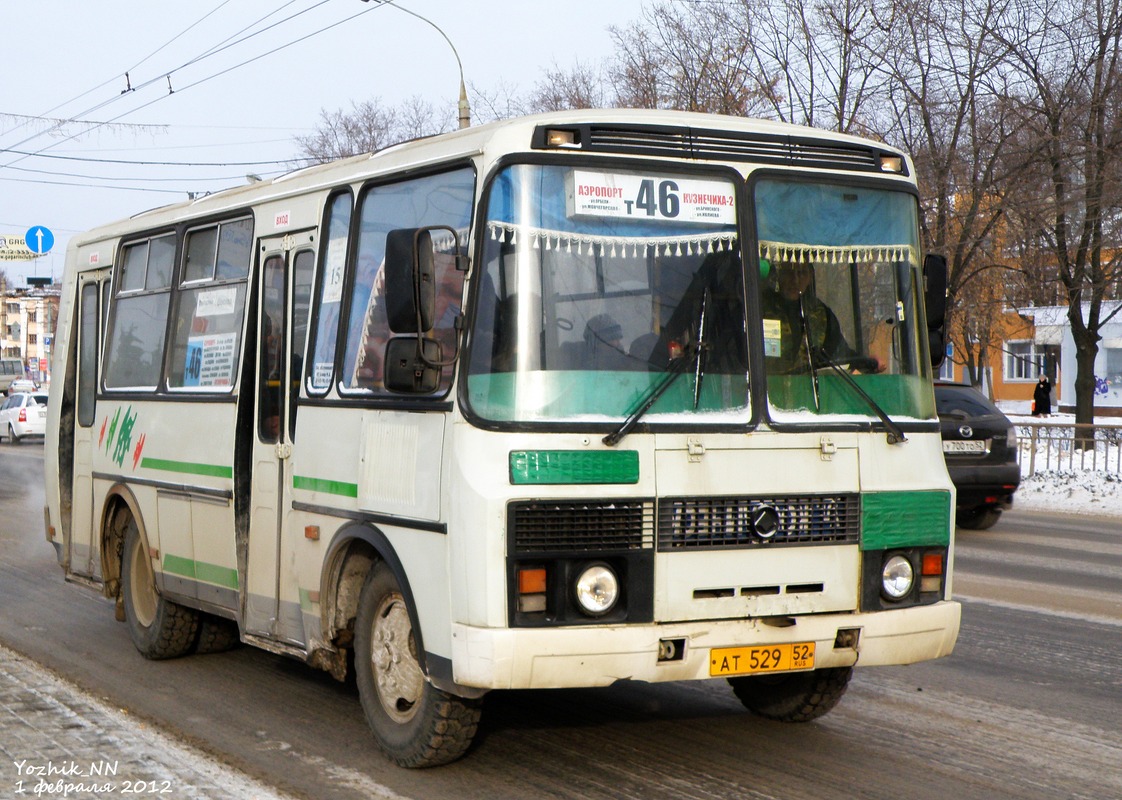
[307,192,351,394]
[167,217,253,392]
[104,236,174,390]
[340,167,474,397]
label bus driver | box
[760,259,880,374]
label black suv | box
[933,381,1021,530]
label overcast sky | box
[0,0,646,285]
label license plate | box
[943,439,986,453]
[709,642,816,677]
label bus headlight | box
[574,563,620,616]
[881,555,915,600]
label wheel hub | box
[370,595,424,723]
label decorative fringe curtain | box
[486,221,736,258]
[757,239,918,267]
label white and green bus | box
[45,109,960,767]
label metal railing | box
[1015,420,1122,477]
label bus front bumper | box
[450,600,961,690]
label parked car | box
[6,378,37,395]
[933,381,1021,530]
[0,391,48,443]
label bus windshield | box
[754,178,934,422]
[467,163,747,424]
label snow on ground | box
[1014,469,1122,517]
[999,407,1122,518]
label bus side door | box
[70,270,111,578]
[243,237,314,641]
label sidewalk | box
[0,643,297,800]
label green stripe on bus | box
[162,554,239,590]
[141,457,234,480]
[509,449,640,485]
[293,475,359,497]
[861,491,951,550]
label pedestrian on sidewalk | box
[1033,373,1052,417]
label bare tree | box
[468,78,530,124]
[525,60,612,112]
[293,96,451,165]
[607,3,778,115]
[868,0,1022,393]
[992,0,1122,424]
[731,0,883,133]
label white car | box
[0,392,48,443]
[6,378,37,394]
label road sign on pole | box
[25,226,54,255]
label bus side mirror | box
[385,228,436,334]
[384,336,442,393]
[923,253,947,369]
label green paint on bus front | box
[861,490,951,550]
[510,449,640,484]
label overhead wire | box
[0,1,237,141]
[1,148,294,168]
[0,0,390,194]
[1,0,365,160]
[3,163,287,184]
[0,174,188,196]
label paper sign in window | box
[194,287,238,317]
[183,331,238,387]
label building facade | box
[1,282,60,386]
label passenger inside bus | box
[655,248,748,376]
[760,259,880,374]
[582,314,633,371]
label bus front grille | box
[579,124,887,172]
[657,494,861,551]
[509,500,655,553]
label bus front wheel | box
[354,562,481,768]
[120,519,199,660]
[728,666,852,723]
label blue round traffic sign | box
[24,225,54,255]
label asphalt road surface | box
[2,444,1119,800]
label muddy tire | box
[354,562,481,768]
[956,506,1002,530]
[120,519,199,659]
[194,613,241,654]
[729,666,852,722]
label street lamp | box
[361,0,471,129]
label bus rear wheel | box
[728,666,852,723]
[354,562,481,768]
[121,519,199,660]
[194,613,241,654]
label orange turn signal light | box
[921,553,944,576]
[518,567,547,594]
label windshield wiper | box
[603,289,710,447]
[810,347,908,445]
[798,295,820,411]
[692,288,710,409]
